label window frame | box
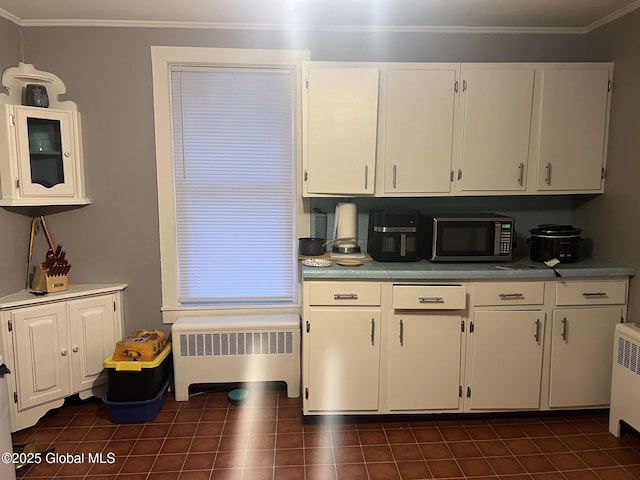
[151,46,310,323]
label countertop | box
[0,283,128,309]
[301,256,637,280]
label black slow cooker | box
[528,224,583,263]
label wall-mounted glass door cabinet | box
[0,104,89,206]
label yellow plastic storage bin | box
[103,343,172,402]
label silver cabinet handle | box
[334,293,358,300]
[545,162,552,185]
[392,164,397,189]
[419,296,444,303]
[534,319,541,343]
[582,292,607,298]
[364,165,369,190]
[517,162,524,186]
[499,293,524,299]
[561,317,568,342]
[399,319,404,346]
[371,318,375,345]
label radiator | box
[609,323,640,436]
[171,314,301,401]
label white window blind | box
[170,66,297,305]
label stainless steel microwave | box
[422,213,514,262]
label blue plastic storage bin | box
[103,373,171,423]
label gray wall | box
[577,8,640,320]
[0,17,26,296]
[0,20,629,334]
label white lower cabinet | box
[306,308,381,412]
[466,310,545,410]
[388,312,463,411]
[548,279,627,408]
[0,284,126,431]
[303,281,382,413]
[302,277,629,416]
[548,307,622,408]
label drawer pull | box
[582,292,607,298]
[333,293,358,300]
[499,293,524,299]
[419,296,444,303]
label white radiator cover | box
[609,322,640,436]
[171,314,301,401]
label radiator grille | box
[179,331,294,357]
[617,336,640,375]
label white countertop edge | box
[0,283,128,309]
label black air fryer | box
[367,209,421,262]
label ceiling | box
[0,0,639,34]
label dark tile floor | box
[10,383,640,479]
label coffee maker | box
[367,209,421,262]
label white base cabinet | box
[306,308,381,412]
[466,310,545,410]
[548,279,627,408]
[302,277,628,416]
[0,284,126,431]
[388,312,463,411]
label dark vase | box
[24,84,49,108]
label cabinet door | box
[383,67,457,194]
[468,310,544,410]
[549,307,622,407]
[457,65,534,192]
[303,66,378,195]
[13,106,77,198]
[68,295,117,392]
[11,303,71,410]
[306,308,380,412]
[535,66,611,192]
[388,313,462,410]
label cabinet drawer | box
[392,285,466,310]
[473,282,544,306]
[555,280,627,306]
[307,282,381,306]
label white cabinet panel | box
[535,66,611,192]
[555,280,627,306]
[549,307,622,407]
[457,65,534,192]
[306,308,380,412]
[12,303,70,410]
[468,310,544,410]
[383,67,457,194]
[303,65,378,195]
[68,295,118,392]
[388,313,462,410]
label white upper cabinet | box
[533,64,612,193]
[300,61,613,197]
[0,63,90,206]
[380,65,458,195]
[302,63,379,195]
[455,64,535,193]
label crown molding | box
[1,3,639,35]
